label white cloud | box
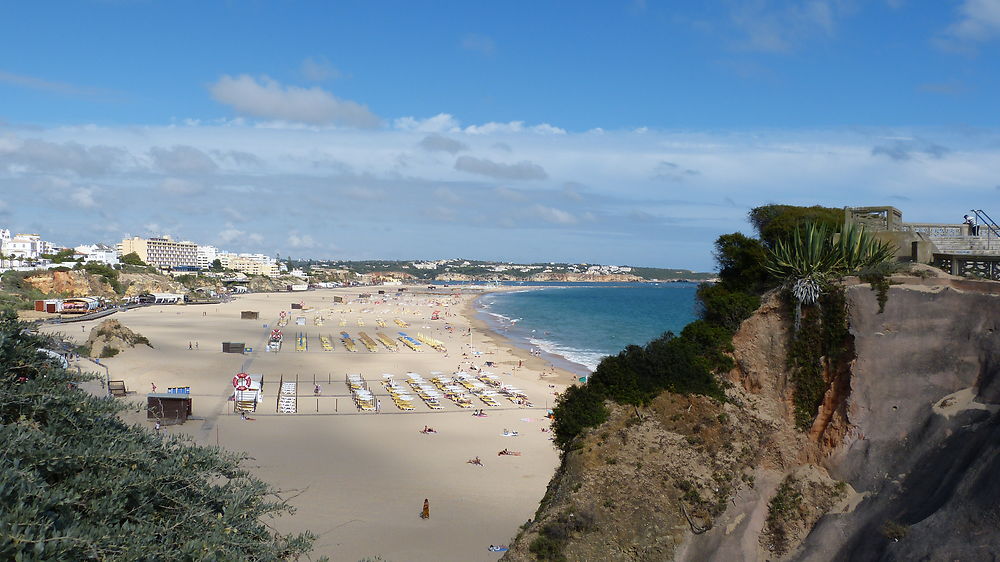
[942,0,1000,43]
[727,0,848,53]
[300,56,341,81]
[218,228,244,243]
[160,177,202,194]
[209,74,380,127]
[461,33,496,55]
[150,145,217,175]
[530,204,578,225]
[454,155,548,180]
[70,186,97,208]
[394,113,461,132]
[4,122,1000,270]
[462,121,566,135]
[287,233,316,248]
[0,137,126,176]
[418,134,468,154]
[433,187,462,203]
[0,69,117,98]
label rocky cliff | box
[506,266,1000,561]
[23,270,117,298]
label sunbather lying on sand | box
[498,449,522,456]
[420,426,438,434]
[467,456,483,466]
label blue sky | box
[1,1,999,271]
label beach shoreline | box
[40,287,570,561]
[465,288,589,384]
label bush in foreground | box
[0,311,314,560]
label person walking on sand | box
[189,342,193,350]
[195,341,199,350]
[421,498,430,519]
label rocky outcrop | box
[506,270,1000,561]
[119,273,187,296]
[84,319,152,358]
[24,270,116,298]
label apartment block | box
[118,235,198,268]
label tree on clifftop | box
[120,251,147,266]
[0,311,315,560]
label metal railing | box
[971,209,1000,240]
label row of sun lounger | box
[381,375,416,411]
[347,374,377,411]
[340,332,357,352]
[357,332,379,352]
[415,332,446,352]
[319,335,334,351]
[475,372,532,406]
[397,332,422,351]
[376,332,398,351]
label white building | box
[75,244,120,266]
[197,245,219,270]
[118,235,198,269]
[0,230,52,263]
[218,252,280,277]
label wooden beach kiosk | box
[147,393,193,425]
[222,342,246,354]
[240,310,259,320]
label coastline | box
[465,288,590,384]
[40,287,568,561]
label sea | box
[473,282,700,376]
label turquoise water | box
[475,283,700,375]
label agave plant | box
[835,222,897,272]
[765,221,896,330]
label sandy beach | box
[41,287,575,561]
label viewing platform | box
[846,206,1000,280]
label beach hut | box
[222,342,246,354]
[150,292,184,304]
[241,311,259,320]
[147,393,193,424]
[61,297,101,314]
[108,380,127,397]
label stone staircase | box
[926,235,1000,255]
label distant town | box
[0,230,713,284]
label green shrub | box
[120,252,147,266]
[697,283,761,332]
[713,232,771,293]
[552,385,609,448]
[0,310,315,559]
[99,346,120,358]
[749,205,845,248]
